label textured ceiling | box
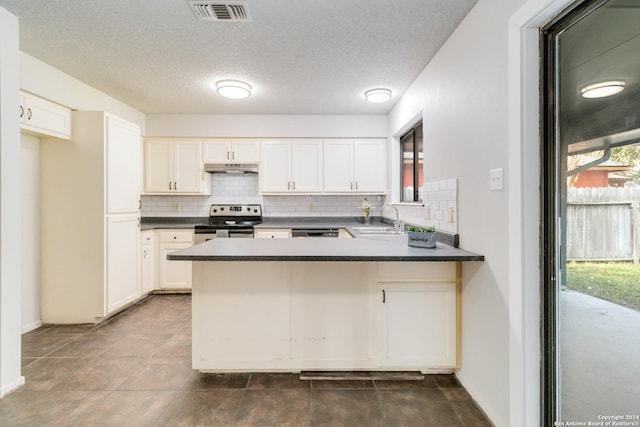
[0,0,478,115]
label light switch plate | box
[490,168,504,191]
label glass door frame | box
[540,0,612,424]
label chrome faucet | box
[381,204,402,232]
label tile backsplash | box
[395,179,458,233]
[141,174,457,234]
[140,174,386,217]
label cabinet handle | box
[173,236,177,240]
[382,289,386,303]
[169,181,172,190]
[137,218,141,228]
[287,182,291,190]
[174,181,177,190]
[138,199,142,210]
[227,151,230,160]
[350,182,353,190]
[143,249,147,259]
[355,182,358,190]
[19,105,24,118]
[231,151,235,160]
[27,108,32,120]
[293,181,296,190]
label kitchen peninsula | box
[169,233,483,373]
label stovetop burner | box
[194,204,262,233]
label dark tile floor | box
[1,294,492,426]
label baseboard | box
[0,376,25,398]
[21,319,42,334]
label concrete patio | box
[561,289,640,422]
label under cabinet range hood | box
[204,163,259,174]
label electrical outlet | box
[490,168,504,191]
[425,204,431,219]
[448,207,454,223]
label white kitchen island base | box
[192,261,459,373]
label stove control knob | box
[253,209,258,213]
[213,209,217,213]
[220,207,225,211]
[246,207,250,211]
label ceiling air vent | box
[187,1,252,22]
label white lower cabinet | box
[378,262,457,370]
[141,231,155,294]
[158,230,193,289]
[254,229,291,239]
[106,215,141,313]
[379,282,456,369]
[193,261,458,372]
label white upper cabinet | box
[323,140,354,192]
[353,139,387,193]
[260,140,322,193]
[144,139,211,195]
[20,91,71,140]
[203,139,260,163]
[106,115,140,214]
[323,139,387,193]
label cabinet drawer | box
[158,230,193,243]
[141,231,154,245]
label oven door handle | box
[229,229,255,237]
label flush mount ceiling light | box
[365,88,392,103]
[216,79,252,99]
[580,81,625,99]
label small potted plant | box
[407,225,437,248]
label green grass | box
[565,262,640,311]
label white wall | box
[388,0,525,424]
[146,114,387,138]
[20,53,146,133]
[21,134,40,333]
[0,5,25,397]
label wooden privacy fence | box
[567,187,640,263]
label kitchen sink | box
[351,226,404,235]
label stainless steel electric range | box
[193,204,262,244]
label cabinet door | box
[159,243,192,289]
[291,140,323,192]
[380,283,456,368]
[106,214,140,313]
[21,92,71,140]
[141,231,154,294]
[145,139,173,193]
[323,140,354,192]
[260,141,291,192]
[202,140,232,163]
[106,116,140,213]
[231,140,260,162]
[173,140,203,192]
[354,139,386,192]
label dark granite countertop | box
[167,234,484,262]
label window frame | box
[400,121,423,202]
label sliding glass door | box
[542,0,640,424]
